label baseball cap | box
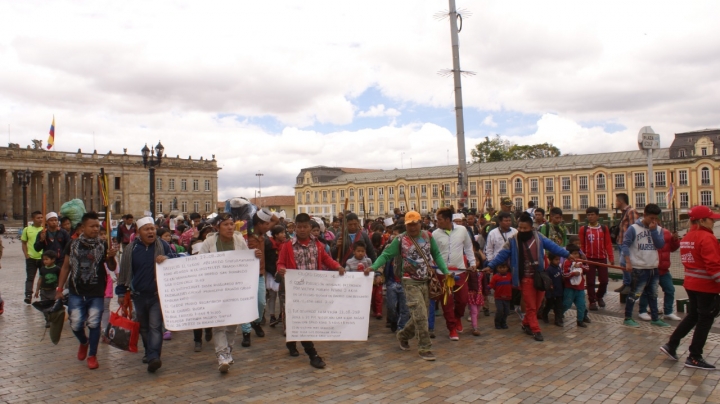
[501,197,513,206]
[688,205,720,221]
[405,211,422,224]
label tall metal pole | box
[149,166,156,218]
[448,0,468,204]
[648,150,654,206]
[21,182,28,229]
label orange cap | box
[405,211,422,223]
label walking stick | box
[99,168,112,253]
[574,258,627,271]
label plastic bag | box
[60,199,87,227]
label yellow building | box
[294,129,720,220]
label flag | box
[666,183,675,206]
[47,116,55,150]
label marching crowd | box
[3,192,719,374]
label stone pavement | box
[1,238,720,403]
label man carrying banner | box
[196,212,262,373]
[116,216,178,373]
[367,211,452,361]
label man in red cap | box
[660,206,720,370]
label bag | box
[104,296,140,353]
[408,234,446,301]
[610,209,629,244]
[533,270,553,292]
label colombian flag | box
[47,116,55,150]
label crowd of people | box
[2,192,719,374]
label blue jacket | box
[546,264,564,298]
[487,231,570,288]
[116,239,177,295]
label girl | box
[266,225,286,327]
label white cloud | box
[482,115,497,127]
[358,104,401,118]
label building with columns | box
[0,144,220,221]
[294,129,720,220]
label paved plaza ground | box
[1,236,719,403]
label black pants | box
[286,341,317,357]
[542,296,564,321]
[668,290,720,358]
[193,328,213,343]
[495,299,511,326]
[25,258,42,297]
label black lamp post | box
[142,141,164,218]
[16,169,32,228]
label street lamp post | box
[16,169,31,228]
[142,141,165,218]
[256,172,264,202]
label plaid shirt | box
[618,205,640,244]
[291,238,319,270]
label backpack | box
[609,209,629,244]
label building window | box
[678,149,686,158]
[545,178,554,192]
[432,200,439,210]
[530,196,539,207]
[399,185,406,196]
[369,202,374,214]
[679,170,688,186]
[167,178,174,191]
[379,201,384,213]
[469,182,477,196]
[562,195,571,210]
[205,201,211,212]
[421,200,428,212]
[205,180,211,191]
[192,179,198,191]
[378,187,384,198]
[596,174,606,190]
[578,176,588,191]
[408,186,415,196]
[443,184,450,196]
[701,147,708,156]
[635,193,646,208]
[421,185,427,197]
[561,177,571,192]
[579,195,589,210]
[156,201,163,213]
[297,193,302,203]
[469,199,477,209]
[484,181,492,193]
[368,188,374,198]
[181,179,187,191]
[349,203,355,212]
[314,191,319,203]
[514,178,523,194]
[432,184,439,198]
[399,202,405,212]
[340,189,345,198]
[514,198,523,209]
[701,167,711,185]
[349,188,355,201]
[614,174,625,189]
[305,192,310,204]
[546,196,554,208]
[114,177,121,190]
[655,191,667,208]
[389,186,394,197]
[322,191,328,202]
[680,192,689,208]
[634,173,645,188]
[700,191,713,206]
[192,201,198,212]
[331,190,336,202]
[530,179,538,193]
[499,180,507,195]
[182,201,188,212]
[597,194,607,209]
[358,188,364,198]
[156,178,162,191]
[655,172,666,187]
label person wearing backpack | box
[538,208,568,248]
[579,207,615,311]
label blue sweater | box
[487,231,570,288]
[116,239,176,295]
[546,264,564,298]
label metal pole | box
[22,183,28,228]
[448,0,468,204]
[149,166,155,218]
[671,172,677,232]
[648,149,654,206]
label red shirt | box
[277,237,340,271]
[680,225,720,294]
[579,224,614,262]
[490,273,513,300]
[562,259,588,290]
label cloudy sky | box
[1,1,719,199]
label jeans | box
[585,258,609,303]
[622,270,632,286]
[241,276,267,334]
[625,268,659,320]
[213,325,239,356]
[132,293,164,361]
[67,294,104,357]
[667,290,720,358]
[521,277,545,333]
[385,282,409,330]
[640,272,675,315]
[542,296,564,322]
[398,279,432,353]
[25,258,42,297]
[495,299,511,327]
[563,288,587,322]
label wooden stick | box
[337,197,349,262]
[575,258,626,271]
[41,193,47,228]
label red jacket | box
[579,224,614,262]
[277,237,341,271]
[680,225,720,294]
[658,228,680,275]
[489,273,513,300]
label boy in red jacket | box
[579,207,614,310]
[276,213,345,369]
[639,228,681,321]
[563,245,590,328]
[489,263,513,329]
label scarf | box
[117,238,165,292]
[68,235,105,292]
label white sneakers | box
[638,313,652,321]
[664,313,682,321]
[217,353,231,373]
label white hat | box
[278,210,287,220]
[256,208,273,223]
[136,217,155,229]
[311,217,326,232]
[46,212,58,220]
[384,218,394,227]
[452,213,464,221]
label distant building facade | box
[294,130,720,220]
[0,144,219,220]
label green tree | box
[471,136,561,162]
[506,143,561,160]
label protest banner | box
[156,250,259,331]
[285,270,373,342]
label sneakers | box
[205,328,213,342]
[624,318,640,327]
[270,316,282,328]
[142,356,149,364]
[589,303,599,311]
[429,329,435,339]
[659,344,678,361]
[87,356,99,370]
[163,331,172,340]
[228,353,234,365]
[419,351,436,361]
[664,313,682,321]
[449,330,459,341]
[615,284,631,294]
[651,319,671,327]
[533,333,544,342]
[77,343,89,361]
[194,341,202,352]
[684,356,717,370]
[147,358,162,373]
[241,332,251,347]
[217,354,230,373]
[398,338,410,351]
[638,312,652,321]
[288,345,300,357]
[251,322,265,337]
[456,324,463,334]
[598,298,606,308]
[309,355,326,369]
[24,296,31,304]
[472,329,481,337]
[577,321,587,328]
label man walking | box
[484,212,517,262]
[579,207,614,310]
[116,214,137,253]
[22,211,45,304]
[33,212,71,275]
[333,213,377,267]
[614,193,640,294]
[539,208,568,247]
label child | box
[489,263,512,329]
[563,244,590,328]
[285,221,296,239]
[267,225,286,327]
[346,241,382,319]
[35,250,61,327]
[542,254,565,327]
[467,267,485,336]
[159,228,186,253]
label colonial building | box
[294,129,720,220]
[0,143,220,220]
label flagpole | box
[670,172,677,232]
